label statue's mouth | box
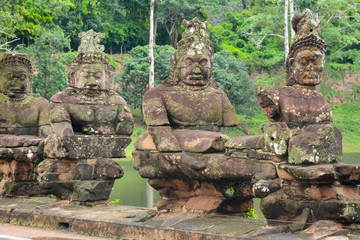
[190,74,203,80]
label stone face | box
[288,124,342,164]
[44,134,130,159]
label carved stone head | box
[68,30,114,92]
[0,53,33,98]
[164,18,217,89]
[286,9,327,86]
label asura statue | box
[0,53,52,137]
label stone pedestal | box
[0,135,45,196]
[38,135,130,202]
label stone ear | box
[289,58,295,68]
[170,52,177,69]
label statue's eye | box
[6,74,13,80]
[185,58,193,66]
[95,71,102,78]
[19,74,26,80]
[199,59,208,66]
[301,57,307,65]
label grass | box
[332,103,360,153]
[125,102,360,159]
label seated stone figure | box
[0,53,52,195]
[225,9,360,226]
[0,53,52,137]
[38,30,133,202]
[141,18,238,154]
[258,10,331,124]
[134,18,275,213]
[256,9,341,165]
[50,30,133,136]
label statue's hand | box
[51,121,74,137]
[148,126,181,152]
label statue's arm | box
[37,98,53,137]
[49,103,74,137]
[115,104,134,135]
[143,89,181,152]
[221,93,239,127]
[257,88,280,122]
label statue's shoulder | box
[50,91,68,103]
[144,84,173,98]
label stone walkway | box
[0,197,358,240]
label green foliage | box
[213,50,260,118]
[254,68,285,91]
[332,103,360,153]
[241,208,258,219]
[116,44,175,108]
[26,26,72,99]
[108,198,120,204]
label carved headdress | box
[285,9,327,85]
[73,29,110,66]
[0,53,33,93]
[68,29,114,90]
[164,18,217,87]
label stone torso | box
[50,90,130,135]
[0,93,50,135]
[143,84,238,128]
[258,86,332,123]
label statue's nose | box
[87,76,97,86]
[193,67,201,74]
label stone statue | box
[0,53,52,137]
[0,53,52,196]
[50,29,133,137]
[38,30,133,202]
[225,9,360,226]
[133,18,265,214]
[142,18,238,153]
[258,9,331,124]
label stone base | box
[44,134,131,159]
[40,180,115,202]
[5,181,43,196]
[261,189,360,223]
[149,179,253,213]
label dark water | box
[109,153,360,213]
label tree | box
[213,50,259,118]
[284,0,289,60]
[116,45,175,108]
[149,0,155,89]
[26,26,72,99]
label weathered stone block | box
[5,181,42,196]
[262,193,360,223]
[44,134,131,159]
[334,164,360,184]
[0,135,44,148]
[288,124,342,164]
[280,164,335,183]
[72,180,114,201]
[261,122,299,155]
[95,158,123,179]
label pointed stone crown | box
[175,17,213,62]
[0,53,33,74]
[73,29,109,65]
[286,9,327,85]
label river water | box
[109,152,360,215]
